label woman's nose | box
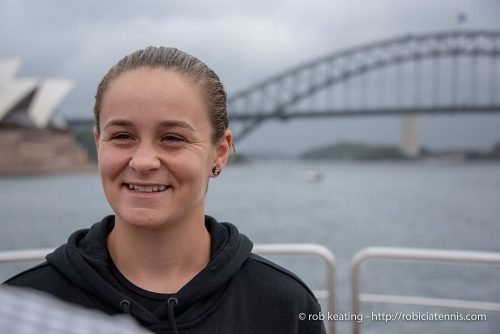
[129,144,161,173]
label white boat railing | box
[0,244,337,334]
[0,248,54,263]
[351,247,500,334]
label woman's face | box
[95,68,230,229]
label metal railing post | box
[351,247,500,334]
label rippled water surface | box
[1,160,499,333]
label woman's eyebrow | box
[158,120,196,132]
[103,119,134,130]
[103,119,196,132]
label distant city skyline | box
[1,0,499,154]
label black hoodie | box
[5,215,325,334]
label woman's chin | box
[117,209,172,230]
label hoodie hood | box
[46,215,253,331]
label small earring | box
[212,166,220,176]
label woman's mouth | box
[124,183,171,193]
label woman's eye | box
[112,133,132,140]
[162,134,183,142]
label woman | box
[5,47,325,334]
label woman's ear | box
[213,130,233,173]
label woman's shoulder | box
[227,253,325,333]
[3,259,97,309]
[238,253,319,305]
[4,261,68,290]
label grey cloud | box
[1,0,500,152]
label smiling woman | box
[3,47,325,334]
[96,68,222,233]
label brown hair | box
[93,46,228,143]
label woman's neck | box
[107,214,211,294]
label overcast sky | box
[1,0,500,155]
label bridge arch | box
[228,30,500,142]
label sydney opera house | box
[0,59,93,174]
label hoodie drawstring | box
[167,297,179,334]
[121,297,179,333]
[120,299,131,314]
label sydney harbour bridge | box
[227,30,500,157]
[66,30,500,157]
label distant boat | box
[304,169,323,182]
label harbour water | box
[1,160,499,333]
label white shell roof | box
[29,80,75,128]
[0,79,38,121]
[0,59,74,128]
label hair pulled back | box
[94,46,228,143]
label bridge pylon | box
[401,113,420,158]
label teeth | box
[127,184,168,193]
